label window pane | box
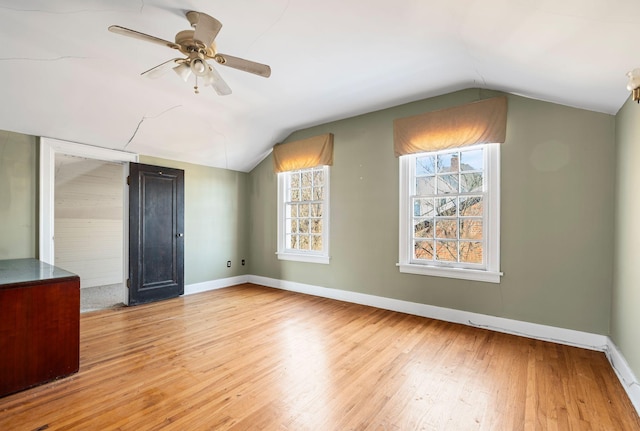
[311,219,322,234]
[435,240,458,261]
[290,172,300,188]
[460,196,483,216]
[437,153,459,173]
[300,235,310,250]
[300,204,310,217]
[435,197,457,217]
[460,219,483,240]
[460,173,483,192]
[313,186,324,200]
[287,234,297,249]
[416,156,435,175]
[286,219,298,234]
[311,235,322,251]
[313,169,324,186]
[460,149,483,171]
[437,174,458,194]
[414,219,433,238]
[299,219,309,234]
[301,187,311,201]
[416,176,435,195]
[414,198,434,217]
[301,171,312,187]
[414,240,434,259]
[311,203,322,217]
[435,219,457,239]
[290,188,300,202]
[460,241,483,264]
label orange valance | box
[393,97,507,156]
[272,133,334,173]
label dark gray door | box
[128,162,184,305]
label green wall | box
[140,156,250,285]
[248,88,616,334]
[0,130,37,259]
[612,96,640,378]
[0,134,249,286]
[0,87,620,338]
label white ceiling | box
[0,0,636,172]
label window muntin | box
[277,166,330,264]
[399,144,500,282]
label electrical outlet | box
[242,259,245,266]
[226,261,231,268]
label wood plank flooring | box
[1,283,638,430]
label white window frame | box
[398,144,502,283]
[277,166,330,264]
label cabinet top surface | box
[0,258,78,287]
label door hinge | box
[126,175,130,185]
[126,279,130,288]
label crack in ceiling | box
[123,104,183,150]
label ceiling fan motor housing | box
[175,30,216,57]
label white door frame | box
[39,137,138,303]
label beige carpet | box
[80,283,125,313]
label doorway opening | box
[55,154,124,311]
[39,138,138,312]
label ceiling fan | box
[108,11,271,95]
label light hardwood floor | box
[1,284,638,430]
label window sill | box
[397,263,502,283]
[277,252,330,265]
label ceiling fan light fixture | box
[190,58,208,77]
[626,68,640,103]
[173,63,192,82]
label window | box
[277,166,330,264]
[398,144,501,283]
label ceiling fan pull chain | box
[194,75,199,94]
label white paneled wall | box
[54,154,124,288]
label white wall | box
[54,154,124,288]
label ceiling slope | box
[0,0,636,171]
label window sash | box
[410,204,486,269]
[398,144,501,282]
[408,147,487,270]
[277,166,330,264]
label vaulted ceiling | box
[0,0,636,172]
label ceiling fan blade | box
[213,53,271,78]
[186,11,222,48]
[141,58,183,79]
[203,65,232,96]
[108,25,179,50]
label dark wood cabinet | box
[0,259,80,397]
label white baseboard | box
[605,339,640,413]
[248,275,608,351]
[184,275,249,295]
[187,274,639,416]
